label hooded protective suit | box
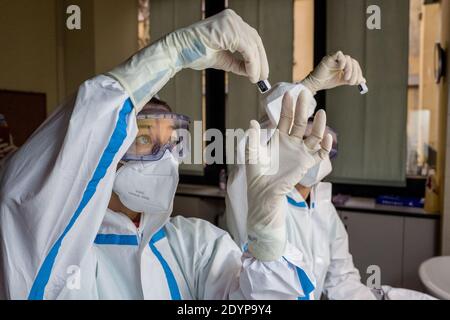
[0,9,319,300]
[0,74,316,300]
[227,172,436,300]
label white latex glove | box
[246,89,333,261]
[109,9,268,111]
[301,51,366,95]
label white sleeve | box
[230,242,316,300]
[0,75,138,299]
[194,228,315,300]
[323,208,376,300]
[224,156,316,299]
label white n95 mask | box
[113,152,179,214]
[299,157,332,187]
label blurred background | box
[0,0,449,294]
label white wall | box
[0,0,59,113]
[63,0,138,99]
[0,0,138,113]
[94,0,139,75]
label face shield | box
[123,110,191,162]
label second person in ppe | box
[227,115,436,299]
[225,52,436,300]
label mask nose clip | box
[151,144,161,155]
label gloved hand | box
[301,51,366,95]
[246,89,333,261]
[109,9,268,111]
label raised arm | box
[0,9,269,300]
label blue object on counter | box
[376,195,425,208]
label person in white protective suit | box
[225,52,437,300]
[0,9,335,300]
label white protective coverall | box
[225,82,436,300]
[0,74,316,300]
[226,169,375,300]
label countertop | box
[176,183,227,199]
[176,184,440,219]
[334,196,440,219]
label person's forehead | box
[137,118,175,127]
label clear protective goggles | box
[123,111,191,162]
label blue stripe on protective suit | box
[149,229,181,300]
[287,196,308,208]
[296,267,315,300]
[94,234,138,246]
[282,256,315,300]
[28,98,133,300]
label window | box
[293,0,314,82]
[138,0,150,50]
[325,0,409,186]
[143,0,310,185]
[406,0,441,178]
[138,0,224,185]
